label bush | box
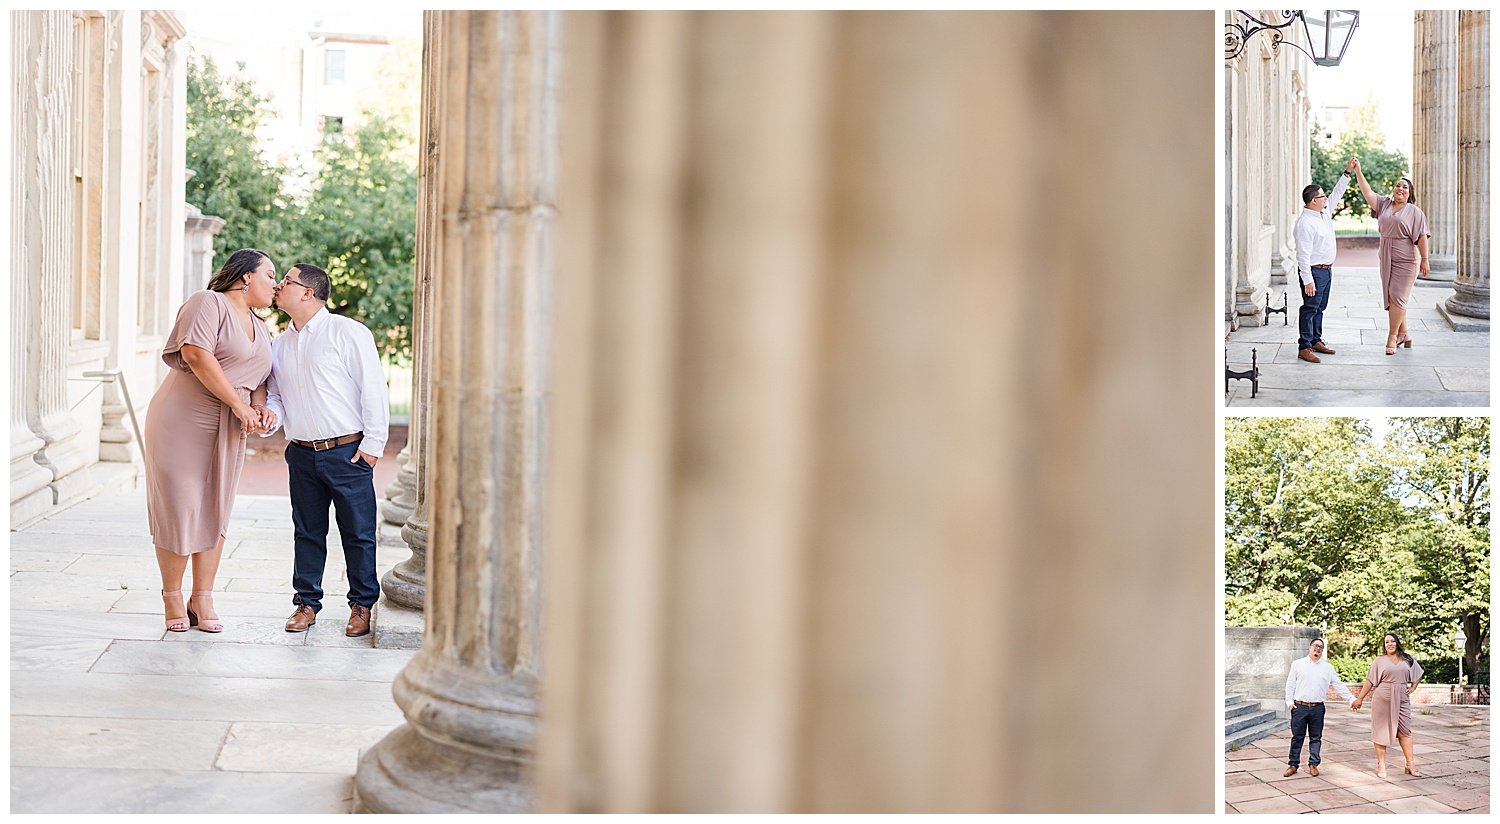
[1329,656,1369,686]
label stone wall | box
[1226,625,1323,715]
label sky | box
[182,8,422,45]
[1305,10,1414,156]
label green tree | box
[1389,417,1490,679]
[184,52,302,268]
[1224,417,1402,631]
[295,114,418,361]
[1309,106,1409,221]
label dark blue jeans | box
[1288,703,1326,766]
[1297,266,1332,350]
[286,440,380,612]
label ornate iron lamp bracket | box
[1225,10,1302,62]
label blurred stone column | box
[539,11,1211,813]
[12,11,93,515]
[355,10,557,811]
[1413,11,1458,282]
[1444,10,1489,324]
[372,11,444,650]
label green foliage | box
[184,52,302,269]
[1309,115,1410,221]
[1225,591,1296,627]
[1225,418,1489,685]
[1328,656,1368,685]
[185,50,418,361]
[296,115,418,362]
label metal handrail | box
[69,368,145,454]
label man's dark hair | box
[207,249,269,292]
[1301,184,1324,206]
[290,263,332,302]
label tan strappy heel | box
[186,590,223,633]
[162,590,188,633]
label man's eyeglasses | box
[278,279,312,290]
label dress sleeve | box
[1410,659,1423,684]
[1412,206,1429,243]
[1372,195,1391,219]
[1365,658,1378,686]
[162,291,224,372]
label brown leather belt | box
[1312,263,1334,268]
[291,432,363,451]
[1294,700,1324,707]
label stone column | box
[181,200,225,295]
[539,11,1211,812]
[1268,58,1294,284]
[10,14,56,524]
[13,10,94,511]
[354,10,557,811]
[372,10,444,649]
[1413,11,1459,282]
[1444,10,1489,323]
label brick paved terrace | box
[1225,703,1488,814]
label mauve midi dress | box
[144,290,272,555]
[1365,655,1424,747]
[1372,195,1429,310]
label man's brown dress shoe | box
[1309,764,1319,776]
[346,604,372,637]
[1311,341,1336,355]
[285,604,316,632]
[1297,348,1321,363]
[1283,765,1298,777]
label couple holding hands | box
[1294,155,1430,362]
[142,249,389,638]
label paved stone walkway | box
[10,490,415,813]
[1226,267,1489,407]
[1225,704,1489,814]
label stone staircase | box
[1225,693,1284,750]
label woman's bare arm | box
[179,343,258,432]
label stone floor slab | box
[10,572,130,612]
[216,721,396,774]
[1269,345,1489,368]
[9,549,83,573]
[158,616,311,646]
[1232,794,1314,814]
[1381,795,1461,813]
[10,767,354,813]
[10,715,229,770]
[1436,367,1490,392]
[10,637,114,672]
[110,589,297,619]
[1227,388,1489,407]
[91,638,415,682]
[13,670,405,727]
[1292,787,1372,812]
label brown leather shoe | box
[1311,341,1336,355]
[346,604,372,637]
[1309,764,1319,777]
[1283,765,1298,777]
[1297,348,1321,363]
[285,604,317,632]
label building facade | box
[1224,10,1312,331]
[11,10,206,526]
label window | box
[325,48,345,84]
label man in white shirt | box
[1292,157,1356,364]
[261,263,389,637]
[1282,637,1356,777]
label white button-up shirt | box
[1285,655,1355,705]
[1293,172,1351,285]
[265,307,389,457]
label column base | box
[1437,300,1491,332]
[353,664,538,812]
[1417,255,1458,284]
[354,724,533,813]
[372,597,424,650]
[10,486,53,529]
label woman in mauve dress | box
[143,249,277,633]
[1350,158,1430,356]
[1350,632,1425,778]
